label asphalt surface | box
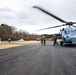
[0,42,76,75]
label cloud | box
[0,0,76,34]
[0,7,12,12]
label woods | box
[0,24,40,41]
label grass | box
[0,41,40,50]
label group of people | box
[40,35,58,46]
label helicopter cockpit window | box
[65,29,76,35]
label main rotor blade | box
[72,22,76,24]
[33,6,67,23]
[37,24,65,31]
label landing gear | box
[70,41,72,45]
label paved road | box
[0,42,76,75]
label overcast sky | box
[0,0,76,34]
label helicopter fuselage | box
[60,27,76,45]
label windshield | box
[65,29,76,35]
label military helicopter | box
[32,6,76,45]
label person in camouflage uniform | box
[53,35,58,45]
[40,36,46,46]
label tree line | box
[0,24,40,41]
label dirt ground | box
[0,41,40,50]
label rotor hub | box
[66,22,73,25]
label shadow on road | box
[61,44,76,48]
